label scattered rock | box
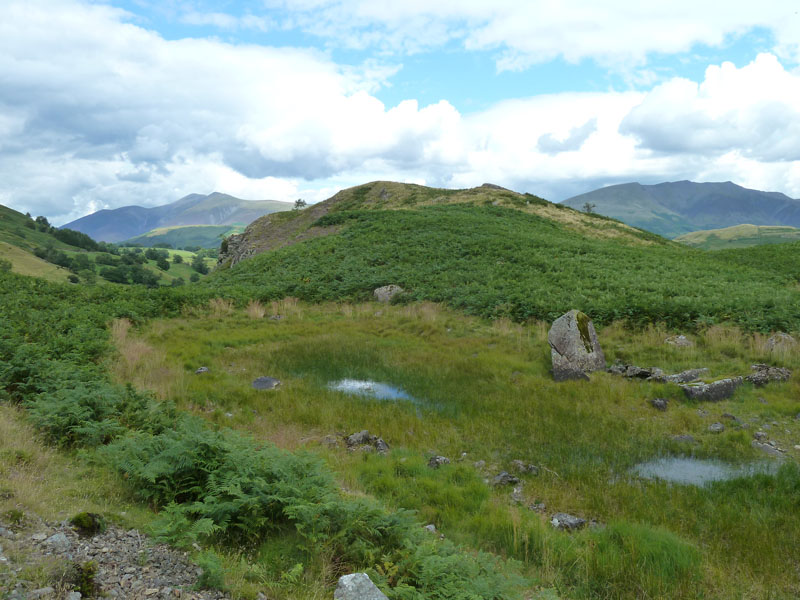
[428,455,450,469]
[345,430,389,453]
[31,533,47,541]
[680,377,742,401]
[510,460,539,475]
[528,502,546,513]
[649,398,668,411]
[491,472,520,486]
[269,314,284,321]
[745,364,792,387]
[66,593,81,600]
[548,310,605,381]
[665,335,694,347]
[373,285,404,303]
[334,573,388,600]
[28,588,55,599]
[550,513,587,531]
[194,367,209,374]
[752,441,785,458]
[671,434,697,444]
[251,376,281,390]
[708,422,725,434]
[661,368,709,384]
[510,485,525,504]
[608,363,663,379]
[424,524,436,533]
[766,332,796,352]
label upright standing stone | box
[548,310,605,381]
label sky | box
[2,1,800,225]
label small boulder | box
[680,377,742,401]
[528,502,546,512]
[424,524,437,533]
[665,335,694,347]
[766,332,796,352]
[548,310,605,381]
[708,422,725,434]
[428,455,450,469]
[754,431,768,441]
[649,398,668,411]
[373,285,404,303]
[373,437,390,453]
[745,364,791,387]
[473,460,486,469]
[195,366,209,374]
[510,485,525,504]
[334,573,388,600]
[752,441,785,458]
[550,513,587,531]
[661,368,709,384]
[346,430,371,447]
[252,376,281,390]
[44,532,70,552]
[492,472,520,486]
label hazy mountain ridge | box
[563,181,800,238]
[63,192,293,242]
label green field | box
[123,224,246,249]
[675,224,800,250]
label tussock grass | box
[246,299,266,319]
[115,300,800,599]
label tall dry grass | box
[246,300,266,319]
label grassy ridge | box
[209,205,800,331]
[122,224,246,249]
[676,224,800,250]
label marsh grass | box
[114,301,800,599]
[246,299,266,319]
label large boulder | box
[334,573,388,600]
[745,364,791,387]
[548,310,605,381]
[680,377,742,401]
[766,332,796,353]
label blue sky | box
[1,0,799,223]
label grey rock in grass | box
[550,513,587,531]
[424,524,437,533]
[665,335,694,347]
[608,363,664,379]
[66,592,82,600]
[708,422,725,434]
[44,532,70,552]
[28,588,55,599]
[752,441,785,458]
[473,460,486,469]
[745,364,791,387]
[195,366,209,374]
[345,430,389,453]
[671,434,697,444]
[529,502,546,512]
[661,368,709,384]
[511,460,539,475]
[754,431,768,441]
[334,573,388,600]
[766,332,796,352]
[548,310,605,381]
[492,472,520,486]
[680,377,742,401]
[373,437,390,453]
[252,376,281,390]
[428,455,450,469]
[649,398,668,411]
[346,430,371,447]
[373,285,404,303]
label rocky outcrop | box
[745,364,791,387]
[550,513,587,531]
[680,377,742,401]
[345,430,389,453]
[548,310,605,381]
[766,332,796,352]
[252,376,281,390]
[608,363,707,383]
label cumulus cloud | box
[537,119,598,154]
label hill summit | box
[63,192,292,242]
[562,180,800,238]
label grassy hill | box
[122,224,246,249]
[210,182,800,332]
[675,224,800,250]
[562,181,800,238]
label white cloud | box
[264,0,800,69]
[1,0,800,226]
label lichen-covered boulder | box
[548,310,605,381]
[745,364,791,387]
[373,285,404,303]
[766,332,796,353]
[680,377,742,401]
[334,573,388,600]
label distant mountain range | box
[562,181,800,238]
[63,192,293,242]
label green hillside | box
[210,182,800,332]
[675,224,800,250]
[123,224,246,249]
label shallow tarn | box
[631,456,779,486]
[328,378,416,402]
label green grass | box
[122,224,246,249]
[0,241,72,282]
[118,300,800,599]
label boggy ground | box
[112,299,800,600]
